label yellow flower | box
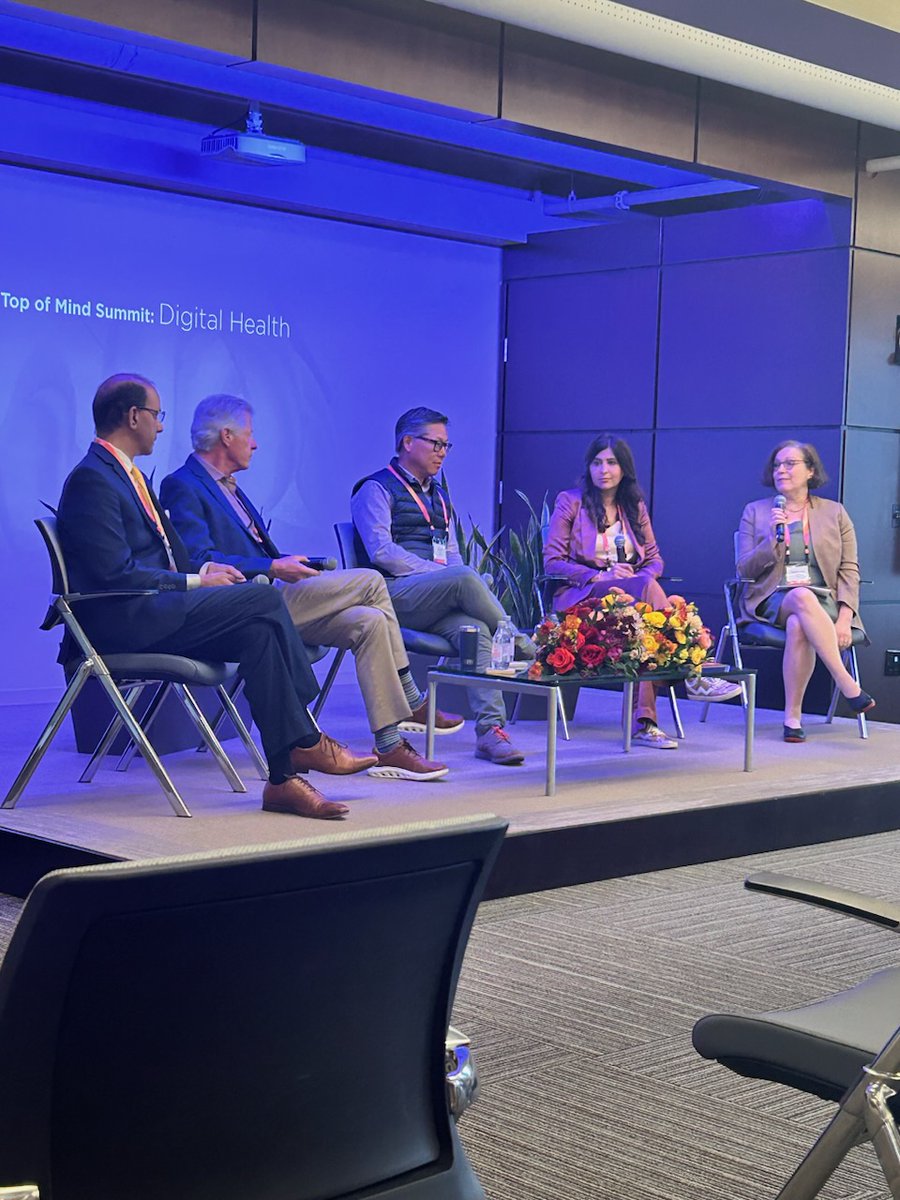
[690,646,706,665]
[642,634,658,652]
[674,630,687,644]
[644,610,666,628]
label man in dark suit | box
[160,394,462,781]
[56,373,377,819]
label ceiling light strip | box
[424,0,900,130]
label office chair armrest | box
[66,589,159,602]
[745,871,900,930]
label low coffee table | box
[425,663,756,795]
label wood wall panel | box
[847,249,900,429]
[856,124,900,255]
[697,80,857,195]
[16,0,253,58]
[501,26,696,159]
[256,0,500,116]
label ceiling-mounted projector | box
[201,102,306,165]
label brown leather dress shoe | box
[290,732,378,775]
[262,776,349,819]
[398,700,465,735]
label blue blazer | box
[160,456,279,579]
[57,442,200,651]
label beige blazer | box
[736,494,864,632]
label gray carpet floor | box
[2,828,898,1198]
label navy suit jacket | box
[57,442,201,652]
[160,455,280,579]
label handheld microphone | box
[305,556,338,572]
[774,494,787,544]
[252,573,271,584]
[614,534,627,564]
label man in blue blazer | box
[57,373,377,819]
[160,394,461,782]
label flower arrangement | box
[528,591,712,680]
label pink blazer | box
[544,488,663,612]
[736,494,864,631]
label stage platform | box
[1,671,898,899]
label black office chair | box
[701,533,869,737]
[0,815,505,1200]
[693,871,900,1199]
[2,518,263,818]
[334,522,455,662]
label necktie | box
[220,475,264,543]
[130,466,176,570]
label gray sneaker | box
[475,725,525,765]
[631,722,678,749]
[684,675,743,702]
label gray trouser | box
[385,565,507,733]
[277,568,412,733]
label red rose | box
[547,646,576,674]
[579,643,607,669]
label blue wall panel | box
[499,429,655,535]
[505,269,660,431]
[657,249,850,429]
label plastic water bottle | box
[491,618,515,670]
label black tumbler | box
[458,625,479,671]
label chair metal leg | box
[311,647,347,720]
[2,660,94,809]
[773,1102,867,1200]
[215,684,268,780]
[79,683,146,782]
[201,674,243,749]
[85,661,191,816]
[850,646,868,740]
[824,648,868,738]
[115,681,171,773]
[172,683,246,793]
[700,622,730,724]
[668,687,685,739]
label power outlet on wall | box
[886,650,900,677]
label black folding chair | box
[694,870,900,1199]
[2,518,263,818]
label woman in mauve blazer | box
[737,439,874,742]
[544,435,676,747]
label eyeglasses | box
[774,458,806,470]
[414,435,452,453]
[136,406,166,422]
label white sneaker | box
[684,675,743,702]
[631,722,678,749]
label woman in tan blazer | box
[737,440,874,741]
[545,433,740,748]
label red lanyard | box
[387,464,449,531]
[784,503,810,564]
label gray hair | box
[191,394,254,451]
[394,406,449,454]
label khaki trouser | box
[276,568,411,733]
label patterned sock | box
[374,724,403,754]
[399,668,424,709]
